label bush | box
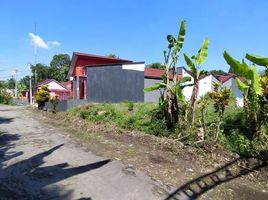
[35,85,50,109]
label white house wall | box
[181,68,194,100]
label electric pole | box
[29,64,33,105]
[14,69,18,97]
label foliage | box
[223,51,268,139]
[49,54,71,82]
[210,69,227,75]
[127,101,134,111]
[106,53,119,58]
[183,38,209,125]
[31,63,50,86]
[144,20,188,128]
[35,85,50,109]
[50,96,59,114]
[18,76,30,90]
[208,82,231,140]
[5,78,15,90]
[146,62,165,69]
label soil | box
[28,106,268,200]
[1,104,267,199]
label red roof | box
[144,68,182,80]
[67,52,134,78]
[144,68,166,79]
[216,74,234,83]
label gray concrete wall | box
[11,98,29,106]
[87,65,144,103]
[144,78,163,102]
[45,99,89,112]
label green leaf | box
[143,83,166,92]
[180,76,191,83]
[167,35,176,44]
[176,19,186,52]
[223,51,252,79]
[252,65,262,95]
[183,53,196,75]
[235,77,249,94]
[195,38,209,66]
[246,53,268,67]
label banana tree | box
[223,51,264,139]
[183,38,209,126]
[144,20,188,128]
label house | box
[144,68,183,102]
[144,67,243,103]
[144,68,166,102]
[67,52,145,103]
[36,79,70,100]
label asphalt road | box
[0,105,163,200]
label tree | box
[106,53,119,58]
[5,78,15,90]
[147,62,165,69]
[184,38,209,126]
[35,85,50,109]
[49,54,71,82]
[223,51,266,139]
[18,76,30,90]
[31,63,50,85]
[210,69,227,75]
[144,20,189,128]
[208,82,231,140]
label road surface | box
[0,105,164,200]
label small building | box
[144,68,182,102]
[36,79,70,100]
[67,52,145,103]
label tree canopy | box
[146,62,165,69]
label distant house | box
[144,68,166,102]
[144,67,243,103]
[144,68,183,102]
[67,52,145,103]
[36,79,70,100]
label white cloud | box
[48,41,61,46]
[29,33,60,49]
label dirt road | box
[0,105,164,200]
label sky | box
[1,0,268,81]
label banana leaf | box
[235,77,249,94]
[143,82,166,92]
[195,38,209,66]
[246,53,268,67]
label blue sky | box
[1,0,268,80]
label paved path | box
[0,105,162,200]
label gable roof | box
[67,52,133,78]
[37,79,68,91]
[214,73,235,83]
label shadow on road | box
[0,134,110,199]
[164,156,267,200]
[0,116,14,124]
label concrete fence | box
[11,98,30,106]
[45,99,90,112]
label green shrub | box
[127,101,134,111]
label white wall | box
[122,63,145,71]
[181,68,194,100]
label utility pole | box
[14,69,18,97]
[29,64,33,105]
[34,23,37,86]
